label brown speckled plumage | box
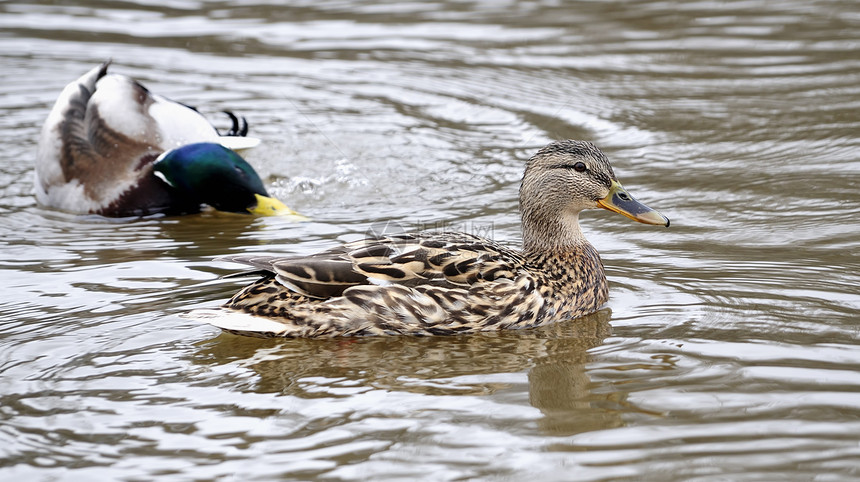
[192,140,668,338]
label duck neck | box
[521,208,589,257]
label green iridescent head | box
[152,143,299,216]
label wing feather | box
[218,232,525,301]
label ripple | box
[2,0,860,479]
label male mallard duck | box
[190,140,669,338]
[35,62,298,217]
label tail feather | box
[185,308,288,338]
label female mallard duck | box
[35,62,298,217]
[191,140,669,338]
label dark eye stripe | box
[553,163,588,172]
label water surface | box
[1,0,859,480]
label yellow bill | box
[249,193,309,220]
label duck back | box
[36,62,221,216]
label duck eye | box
[573,162,586,172]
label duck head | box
[153,142,302,217]
[519,140,668,252]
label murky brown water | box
[2,0,859,480]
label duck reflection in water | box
[195,309,621,436]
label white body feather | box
[188,309,290,337]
